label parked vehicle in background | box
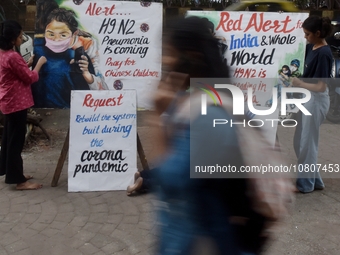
[224,0,300,12]
[19,32,33,63]
[327,80,340,123]
[326,22,340,123]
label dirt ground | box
[0,109,69,156]
[23,109,69,152]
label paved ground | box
[0,109,339,255]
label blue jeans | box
[294,89,330,193]
[156,129,243,255]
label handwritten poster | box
[33,0,162,109]
[187,11,309,108]
[68,90,137,192]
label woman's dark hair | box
[201,17,214,34]
[45,8,91,37]
[302,15,332,39]
[166,16,230,78]
[0,20,22,51]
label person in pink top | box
[0,20,46,190]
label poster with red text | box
[33,0,162,109]
[68,90,137,192]
[187,11,309,108]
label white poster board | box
[187,11,309,108]
[68,90,137,192]
[34,0,162,109]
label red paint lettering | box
[244,13,295,33]
[85,3,115,16]
[216,12,243,32]
[95,6,103,15]
[82,94,123,111]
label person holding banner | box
[32,7,108,108]
[291,16,333,193]
[0,20,46,190]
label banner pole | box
[137,132,150,171]
[51,128,70,187]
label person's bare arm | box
[33,56,47,72]
[291,77,327,92]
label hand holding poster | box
[68,90,137,192]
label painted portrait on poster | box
[32,0,162,109]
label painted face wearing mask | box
[282,69,289,74]
[290,65,297,73]
[45,20,74,53]
[45,37,72,53]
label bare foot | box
[134,172,141,183]
[127,177,143,196]
[25,175,33,180]
[16,181,43,190]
